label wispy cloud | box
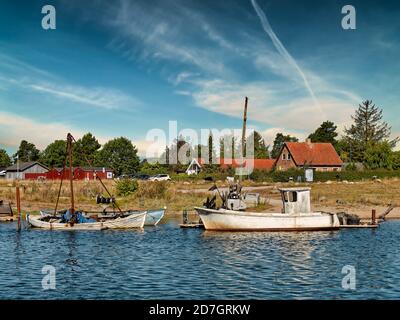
[0,111,111,150]
[0,110,153,156]
[102,0,360,137]
[0,54,141,110]
[28,83,140,110]
[250,0,320,110]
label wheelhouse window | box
[283,191,297,202]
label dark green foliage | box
[96,137,140,176]
[271,133,298,159]
[308,121,338,146]
[40,140,67,168]
[0,149,11,167]
[249,168,400,182]
[139,161,168,175]
[363,141,394,169]
[73,133,101,166]
[344,100,397,162]
[13,140,40,162]
[247,131,270,159]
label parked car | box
[135,174,150,180]
[115,174,135,180]
[149,174,171,181]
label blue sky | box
[0,0,399,156]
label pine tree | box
[247,131,270,159]
[345,100,398,162]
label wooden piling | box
[16,185,21,231]
[371,209,376,225]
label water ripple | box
[1,219,400,299]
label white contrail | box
[251,0,320,109]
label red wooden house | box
[25,167,114,180]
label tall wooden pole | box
[68,133,75,216]
[239,97,248,183]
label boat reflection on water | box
[200,230,341,296]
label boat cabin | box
[279,187,311,214]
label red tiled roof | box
[285,142,343,166]
[197,158,275,171]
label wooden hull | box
[195,207,340,231]
[144,209,165,226]
[27,212,146,230]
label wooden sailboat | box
[26,133,146,230]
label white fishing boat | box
[195,187,340,231]
[27,211,146,230]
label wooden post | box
[16,185,21,231]
[371,209,376,225]
[239,97,248,183]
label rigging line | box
[69,134,122,213]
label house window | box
[282,153,286,160]
[287,153,291,160]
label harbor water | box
[1,218,400,299]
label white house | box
[186,159,202,175]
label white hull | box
[144,209,165,226]
[195,207,340,231]
[27,212,146,230]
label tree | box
[219,134,238,159]
[194,144,206,160]
[40,140,67,168]
[271,133,298,159]
[96,137,140,176]
[308,121,338,146]
[0,149,11,167]
[168,135,193,165]
[208,132,216,163]
[13,140,40,162]
[335,138,352,163]
[344,100,397,162]
[392,151,400,170]
[247,131,270,159]
[73,133,101,166]
[363,141,394,169]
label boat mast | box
[67,133,75,215]
[239,97,248,183]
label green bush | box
[116,179,138,196]
[248,168,400,183]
